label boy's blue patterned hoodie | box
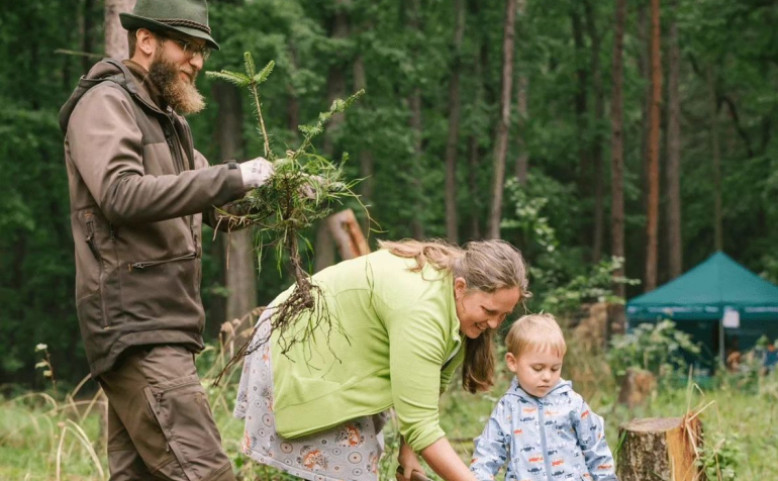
[470,378,619,481]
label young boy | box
[470,314,619,481]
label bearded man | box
[58,1,270,480]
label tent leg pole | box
[719,321,725,367]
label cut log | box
[326,208,370,260]
[617,415,705,481]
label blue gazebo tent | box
[627,251,778,367]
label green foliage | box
[207,52,366,359]
[8,338,778,480]
[700,431,743,481]
[501,177,559,255]
[501,175,638,316]
[4,0,778,389]
[608,320,701,380]
[536,256,636,317]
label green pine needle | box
[208,51,369,363]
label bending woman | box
[235,239,529,481]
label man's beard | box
[148,55,205,115]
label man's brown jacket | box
[60,59,247,376]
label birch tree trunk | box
[644,0,662,292]
[666,0,683,278]
[105,0,134,59]
[487,0,517,240]
[610,0,627,299]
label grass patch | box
[2,345,775,480]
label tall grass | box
[2,339,775,480]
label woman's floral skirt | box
[234,308,387,481]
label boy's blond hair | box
[505,313,567,358]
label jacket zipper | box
[85,217,101,261]
[535,398,554,481]
[166,115,197,253]
[130,252,196,270]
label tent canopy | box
[627,251,778,322]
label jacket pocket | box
[77,209,111,328]
[112,253,202,328]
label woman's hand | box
[420,437,478,481]
[396,439,427,481]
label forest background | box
[2,0,778,389]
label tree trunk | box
[487,0,517,240]
[583,0,605,262]
[610,0,627,299]
[322,0,348,156]
[354,53,374,235]
[514,0,529,186]
[467,0,487,240]
[317,0,349,271]
[286,44,301,140]
[571,3,590,235]
[409,86,425,240]
[444,0,466,244]
[407,0,425,240]
[644,0,662,292]
[618,416,706,481]
[708,65,724,252]
[637,3,650,220]
[666,0,683,279]
[213,82,257,323]
[81,0,96,73]
[104,0,135,59]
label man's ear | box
[134,28,158,61]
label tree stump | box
[617,416,705,481]
[617,368,656,408]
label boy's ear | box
[505,351,518,373]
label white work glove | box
[239,157,274,188]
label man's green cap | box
[120,0,219,50]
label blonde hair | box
[379,238,530,393]
[505,313,567,358]
[378,238,530,295]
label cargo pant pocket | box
[144,374,231,481]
